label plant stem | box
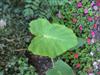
[51,58,54,68]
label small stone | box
[56,11,64,19]
[93,61,98,66]
[0,19,6,29]
[91,38,95,44]
[97,59,100,62]
[90,51,94,56]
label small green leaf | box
[48,0,68,6]
[46,60,74,75]
[77,38,86,47]
[82,0,88,5]
[79,71,88,75]
[23,8,33,17]
[24,0,32,3]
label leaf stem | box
[51,58,54,68]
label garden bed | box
[0,0,100,75]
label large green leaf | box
[28,18,77,58]
[46,60,74,75]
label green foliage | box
[48,0,68,6]
[54,1,98,74]
[3,56,37,75]
[23,8,34,17]
[28,18,77,58]
[23,0,68,19]
[79,71,88,75]
[23,0,70,19]
[23,0,51,19]
[18,57,36,75]
[46,60,74,75]
[24,0,33,3]
[75,38,86,48]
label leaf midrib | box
[43,34,66,41]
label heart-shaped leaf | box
[46,60,74,75]
[28,18,77,58]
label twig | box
[3,38,14,42]
[15,48,26,51]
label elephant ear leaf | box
[46,60,74,75]
[28,18,78,58]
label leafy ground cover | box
[0,0,100,75]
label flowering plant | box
[53,0,100,75]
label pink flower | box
[77,2,82,8]
[84,8,88,14]
[75,63,80,68]
[79,25,82,31]
[74,53,78,59]
[97,71,100,75]
[91,31,95,37]
[87,37,91,44]
[96,0,100,6]
[93,24,97,28]
[87,17,93,22]
[91,1,95,6]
